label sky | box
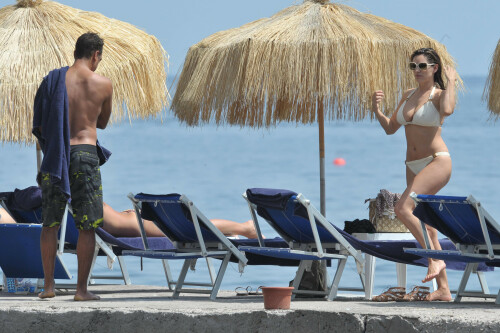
[49,0,500,78]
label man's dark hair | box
[74,32,104,59]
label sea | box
[1,75,499,296]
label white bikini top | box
[397,86,441,127]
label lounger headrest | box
[246,188,297,210]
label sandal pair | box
[371,286,406,302]
[235,286,263,296]
[397,286,430,302]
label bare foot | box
[38,290,56,299]
[74,291,100,301]
[425,288,452,302]
[422,259,446,283]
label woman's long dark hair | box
[411,48,445,90]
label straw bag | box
[367,190,409,233]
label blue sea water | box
[1,76,499,296]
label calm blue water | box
[1,76,499,296]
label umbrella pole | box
[36,142,42,172]
[318,103,326,217]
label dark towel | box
[344,219,376,234]
[246,188,297,210]
[0,186,42,211]
[32,66,71,198]
[32,67,111,199]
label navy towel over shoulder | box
[32,66,71,198]
[32,66,111,200]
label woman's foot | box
[422,259,446,283]
[74,291,100,301]
[425,287,452,301]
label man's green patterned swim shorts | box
[41,144,103,230]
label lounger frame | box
[124,193,248,300]
[0,197,131,290]
[408,193,500,304]
[243,191,365,301]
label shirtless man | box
[36,33,112,301]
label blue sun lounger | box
[404,193,500,304]
[0,191,130,288]
[0,194,73,284]
[242,188,366,301]
[123,193,248,300]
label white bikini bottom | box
[405,152,451,175]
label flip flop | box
[371,286,406,302]
[396,286,430,302]
[248,286,263,296]
[235,286,251,296]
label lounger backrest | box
[414,195,500,245]
[246,188,337,244]
[259,198,338,243]
[136,193,220,243]
[6,206,79,247]
[0,224,71,279]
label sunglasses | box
[409,62,436,71]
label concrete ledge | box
[1,285,499,333]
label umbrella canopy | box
[172,0,459,127]
[0,0,169,144]
[171,0,460,216]
[485,39,500,115]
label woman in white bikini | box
[371,48,457,302]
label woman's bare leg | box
[425,225,451,301]
[102,203,165,237]
[395,156,452,301]
[0,208,16,223]
[102,204,260,239]
[210,219,259,239]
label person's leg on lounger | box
[0,208,16,223]
[101,203,260,239]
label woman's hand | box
[372,90,385,113]
[443,65,457,83]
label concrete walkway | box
[0,285,498,333]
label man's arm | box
[97,78,113,129]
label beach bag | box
[367,190,409,233]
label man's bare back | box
[66,58,112,146]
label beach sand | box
[0,285,498,332]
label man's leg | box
[74,229,100,301]
[39,226,59,298]
[70,145,102,301]
[39,172,66,299]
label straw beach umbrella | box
[485,39,500,115]
[0,0,169,147]
[172,0,459,216]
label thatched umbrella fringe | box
[172,1,461,128]
[485,40,500,115]
[0,0,169,143]
[174,42,458,127]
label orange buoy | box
[333,158,346,166]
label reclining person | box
[0,187,259,239]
